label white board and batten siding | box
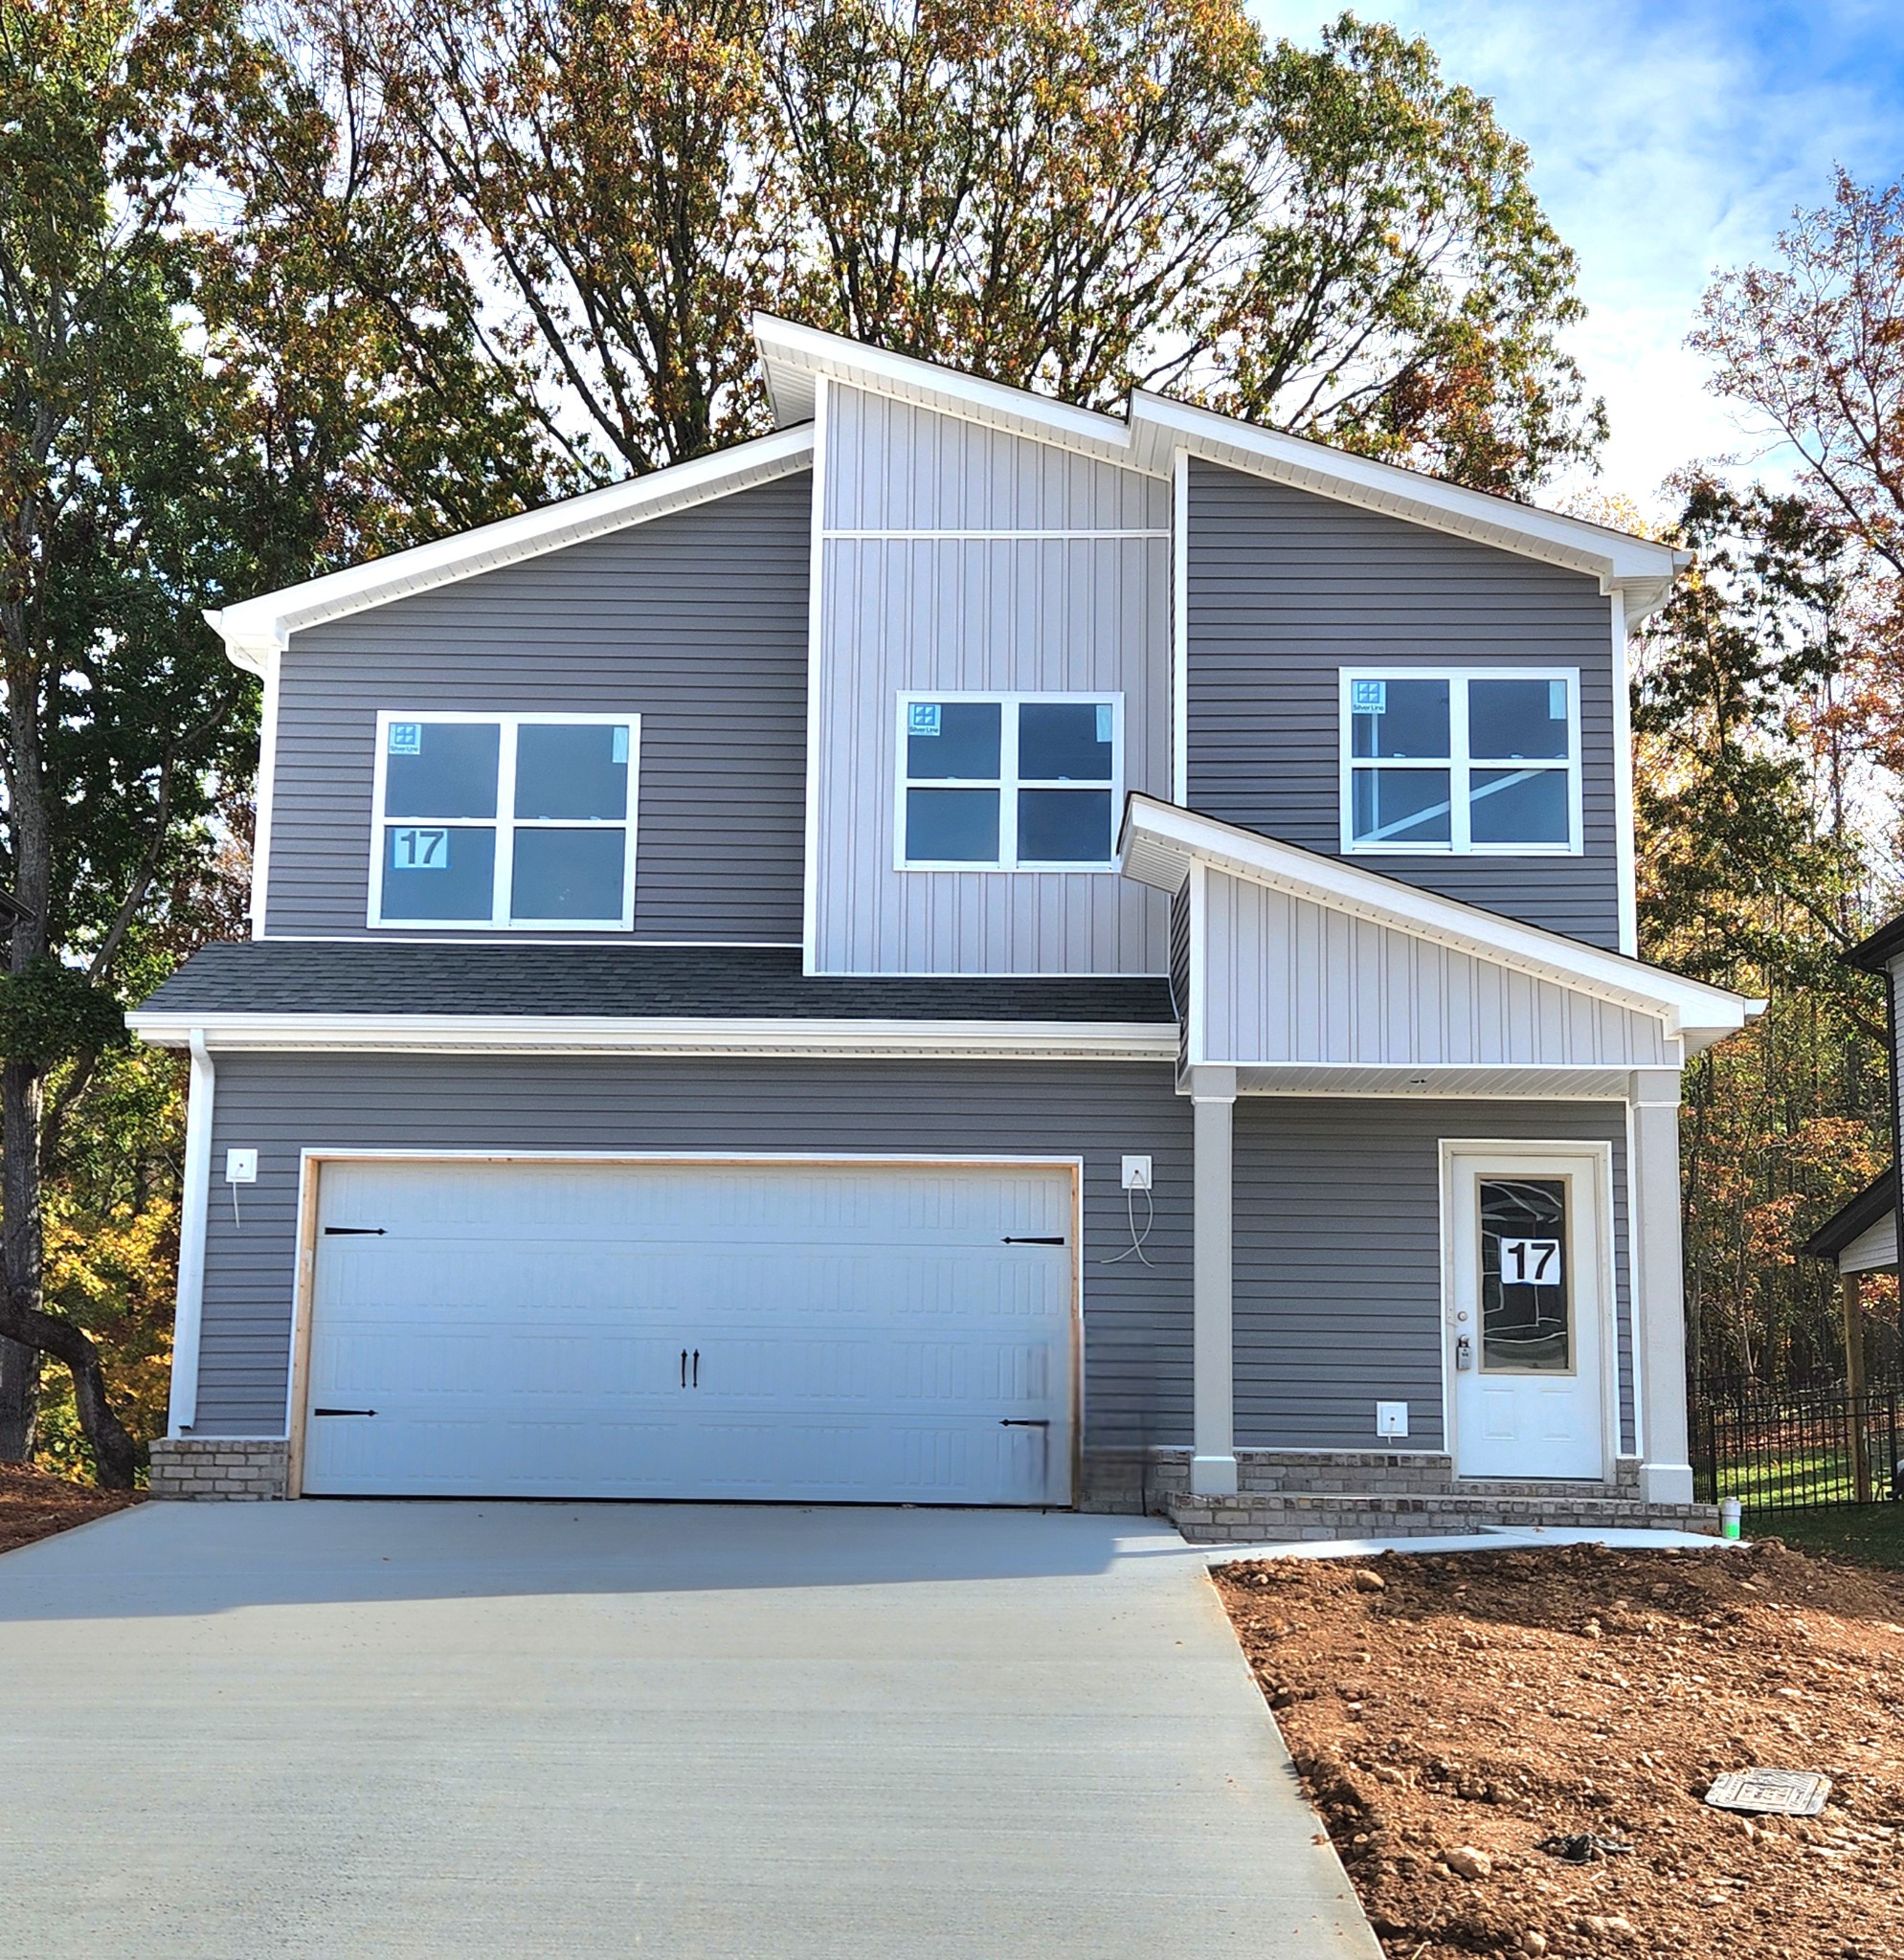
[302,1156,1078,1504]
[1195,868,1676,1073]
[812,386,1173,975]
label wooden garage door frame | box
[284,1149,1086,1502]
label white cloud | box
[1250,0,1904,511]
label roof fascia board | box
[126,1011,1180,1061]
[753,313,1142,467]
[751,317,1686,612]
[1118,793,1758,1040]
[1129,390,1687,619]
[208,426,817,673]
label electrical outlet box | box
[1375,1400,1409,1439]
[1120,1155,1154,1192]
[225,1148,258,1185]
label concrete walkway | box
[0,1503,1379,1959]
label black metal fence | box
[1692,1388,1904,1510]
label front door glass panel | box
[1478,1177,1570,1372]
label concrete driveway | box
[0,1503,1378,1959]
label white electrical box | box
[225,1148,258,1184]
[1375,1400,1409,1439]
[1120,1155,1154,1192]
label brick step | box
[1167,1488,1718,1546]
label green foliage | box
[0,959,126,1068]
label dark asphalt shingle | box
[138,940,1177,1024]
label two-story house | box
[130,318,1756,1537]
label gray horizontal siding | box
[265,473,812,944]
[1186,460,1624,948]
[1232,1098,1634,1455]
[194,1056,1194,1449]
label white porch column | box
[1189,1065,1238,1496]
[1629,1067,1692,1503]
[166,1029,215,1437]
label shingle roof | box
[1800,1169,1898,1260]
[137,940,1177,1024]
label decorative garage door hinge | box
[1001,1236,1065,1245]
[323,1227,387,1236]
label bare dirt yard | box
[0,1462,139,1556]
[1216,1540,1904,1960]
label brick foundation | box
[1077,1446,1718,1542]
[148,1437,288,1501]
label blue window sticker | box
[1094,702,1114,744]
[611,724,630,765]
[907,701,942,737]
[1548,679,1568,720]
[388,722,423,756]
[391,826,449,869]
[1350,679,1387,716]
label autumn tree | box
[1634,480,1893,1388]
[279,1,1603,492]
[1692,168,1904,790]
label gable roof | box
[752,315,1687,623]
[1117,794,1760,1052]
[206,425,815,673]
[1801,1168,1898,1262]
[1847,912,1904,974]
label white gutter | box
[167,1029,214,1435]
[128,1013,1179,1064]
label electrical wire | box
[1100,1181,1155,1266]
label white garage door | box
[301,1158,1076,1503]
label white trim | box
[250,650,281,938]
[1171,449,1189,806]
[206,426,817,670]
[1609,594,1639,956]
[1118,793,1759,1047]
[252,934,802,948]
[894,692,1124,873]
[1337,666,1583,857]
[751,315,1686,614]
[822,527,1170,541]
[1439,1138,1620,1482]
[367,711,640,931]
[801,375,830,975]
[167,1031,214,1435]
[128,1012,1180,1061]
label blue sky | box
[1253,0,1904,510]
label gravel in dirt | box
[0,1463,139,1555]
[1215,1540,1904,1960]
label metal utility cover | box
[1704,1769,1832,1817]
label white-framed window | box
[894,692,1123,871]
[368,711,639,928]
[1339,668,1582,855]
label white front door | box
[1445,1147,1610,1481]
[300,1157,1076,1504]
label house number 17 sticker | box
[391,827,450,870]
[1498,1237,1561,1285]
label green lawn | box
[1744,1503,1904,1568]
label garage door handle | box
[313,1408,377,1417]
[1001,1236,1064,1246]
[323,1227,386,1236]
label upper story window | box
[370,712,638,928]
[896,692,1122,871]
[1340,669,1581,856]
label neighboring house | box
[1803,915,1904,1407]
[129,318,1758,1536]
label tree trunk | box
[0,1063,43,1459]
